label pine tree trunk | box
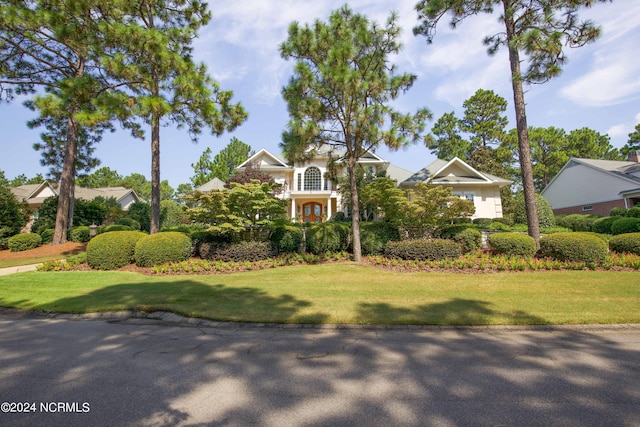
[52,115,79,245]
[150,111,160,234]
[504,2,540,249]
[348,156,362,262]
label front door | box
[302,202,322,223]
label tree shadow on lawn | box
[357,298,548,325]
[25,279,329,324]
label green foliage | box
[68,226,90,243]
[359,177,409,224]
[191,138,253,186]
[30,196,58,235]
[87,231,147,270]
[626,207,640,218]
[384,239,461,261]
[405,183,475,227]
[126,202,151,233]
[134,232,192,267]
[115,217,141,230]
[538,233,608,263]
[270,226,303,254]
[436,225,482,253]
[306,222,351,255]
[555,214,600,232]
[7,233,42,252]
[473,218,493,228]
[592,217,620,235]
[610,207,628,217]
[0,171,28,235]
[611,218,640,235]
[609,233,640,256]
[160,200,184,229]
[488,233,537,257]
[360,222,401,256]
[72,198,108,226]
[40,229,55,244]
[514,193,555,228]
[98,224,132,233]
[206,241,272,262]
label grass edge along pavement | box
[0,263,638,326]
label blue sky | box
[1,0,639,189]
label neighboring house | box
[400,157,512,219]
[225,147,412,223]
[195,177,226,192]
[11,181,142,215]
[541,154,640,216]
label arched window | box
[304,167,321,191]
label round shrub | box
[134,232,192,267]
[436,225,481,253]
[609,233,640,255]
[116,217,141,230]
[514,193,555,228]
[556,214,600,232]
[538,232,608,263]
[270,225,303,254]
[87,231,147,270]
[360,222,400,256]
[8,233,42,252]
[306,222,350,255]
[626,207,640,218]
[384,239,461,261]
[98,224,132,234]
[472,218,493,228]
[611,217,640,235]
[40,228,55,244]
[487,232,536,257]
[610,207,627,217]
[208,241,272,262]
[68,226,90,243]
[194,231,234,259]
[592,216,621,234]
[488,221,511,231]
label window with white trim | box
[304,167,321,191]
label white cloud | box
[607,123,630,139]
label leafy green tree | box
[415,0,607,249]
[461,89,508,149]
[359,177,409,224]
[77,167,123,188]
[109,1,247,234]
[429,112,470,159]
[0,1,134,244]
[621,124,640,159]
[566,128,621,161]
[405,183,475,228]
[226,162,275,187]
[280,6,430,261]
[126,202,152,233]
[9,174,45,186]
[0,171,28,239]
[191,138,253,186]
[226,181,287,233]
[160,200,186,229]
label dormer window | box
[304,167,322,191]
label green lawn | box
[1,263,638,325]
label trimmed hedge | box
[134,232,192,267]
[360,222,400,256]
[514,193,555,228]
[68,226,91,243]
[98,224,132,234]
[472,218,493,228]
[116,217,141,230]
[592,216,621,235]
[40,228,55,244]
[306,222,350,255]
[208,241,272,262]
[270,226,303,254]
[384,239,461,261]
[87,231,147,270]
[611,217,640,235]
[8,233,42,252]
[609,232,640,255]
[436,225,481,253]
[487,232,536,257]
[538,232,608,263]
[609,207,627,217]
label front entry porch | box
[289,197,338,223]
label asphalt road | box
[0,312,639,426]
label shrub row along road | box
[1,313,639,426]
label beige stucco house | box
[233,147,412,223]
[400,157,512,219]
[541,155,640,216]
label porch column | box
[326,197,332,220]
[291,199,296,220]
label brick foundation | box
[552,199,628,216]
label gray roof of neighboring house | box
[401,158,512,187]
[11,182,140,206]
[542,158,640,196]
[384,164,414,184]
[195,177,227,192]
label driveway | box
[1,311,639,426]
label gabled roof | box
[237,148,292,170]
[73,186,140,203]
[195,177,226,192]
[11,181,141,207]
[10,181,57,202]
[383,164,414,184]
[401,157,512,187]
[542,157,640,196]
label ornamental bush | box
[609,233,640,255]
[436,224,482,253]
[68,226,91,243]
[472,218,493,228]
[87,231,147,270]
[134,232,192,267]
[592,216,621,234]
[626,207,640,218]
[208,241,272,262]
[514,193,555,228]
[98,224,132,234]
[40,228,55,244]
[115,217,141,230]
[538,232,608,263]
[384,239,461,261]
[556,214,600,232]
[306,222,350,255]
[270,225,303,254]
[7,233,42,252]
[487,232,536,257]
[360,222,400,256]
[611,217,640,235]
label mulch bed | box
[0,242,87,261]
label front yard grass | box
[0,263,638,325]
